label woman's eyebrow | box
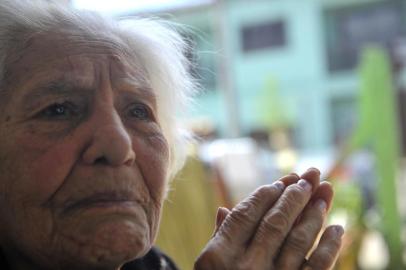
[21,80,92,109]
[116,80,157,104]
[28,79,90,94]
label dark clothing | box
[0,247,179,270]
[123,247,179,270]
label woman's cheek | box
[11,135,78,201]
[134,132,169,203]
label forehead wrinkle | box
[34,30,127,56]
[116,85,157,114]
[108,53,157,105]
[65,55,98,90]
[4,32,160,110]
[21,79,94,111]
[9,33,128,78]
[19,67,95,98]
[3,30,130,89]
[4,52,95,99]
[109,52,149,86]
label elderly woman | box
[0,1,343,269]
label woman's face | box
[0,33,170,269]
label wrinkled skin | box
[0,33,170,270]
[195,169,344,270]
[0,31,342,270]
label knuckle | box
[276,193,302,218]
[285,185,307,204]
[255,184,276,198]
[258,209,290,237]
[286,228,312,253]
[229,200,258,225]
[310,205,326,222]
[216,223,236,243]
[301,212,324,234]
[309,250,336,269]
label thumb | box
[212,207,230,237]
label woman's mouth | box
[61,191,142,216]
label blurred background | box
[65,0,406,269]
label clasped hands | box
[195,168,343,270]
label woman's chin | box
[59,218,152,269]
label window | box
[241,20,286,52]
[324,0,405,72]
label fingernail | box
[314,199,327,212]
[216,207,222,227]
[273,181,285,191]
[216,207,227,227]
[333,225,344,238]
[307,167,320,175]
[289,172,300,179]
[298,179,312,192]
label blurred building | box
[70,0,406,152]
[122,0,405,154]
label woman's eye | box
[128,103,152,121]
[39,102,78,119]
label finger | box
[212,207,230,236]
[280,172,300,186]
[304,225,344,270]
[216,174,299,246]
[248,178,315,260]
[309,181,334,211]
[300,167,321,194]
[216,207,230,228]
[294,181,334,227]
[275,183,334,269]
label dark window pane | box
[242,21,286,52]
[324,0,405,72]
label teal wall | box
[166,0,400,151]
[227,0,331,150]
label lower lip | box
[66,201,141,215]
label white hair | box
[0,0,196,179]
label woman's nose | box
[81,112,136,167]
